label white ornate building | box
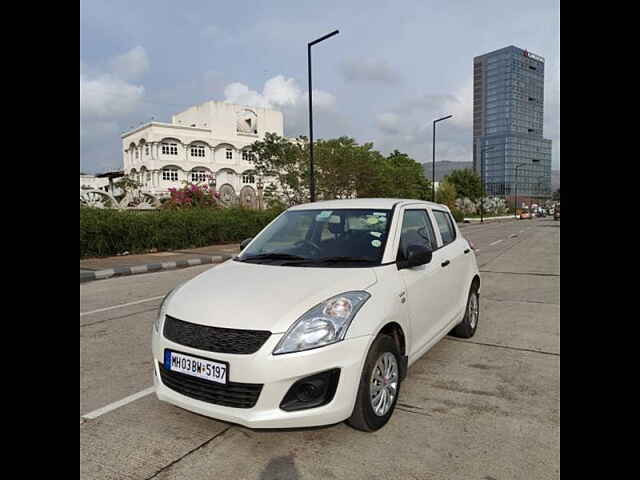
[121,101,284,206]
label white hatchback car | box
[152,199,480,432]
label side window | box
[397,209,437,261]
[432,210,457,246]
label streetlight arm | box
[309,30,339,46]
[434,115,453,124]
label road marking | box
[81,387,155,421]
[80,296,165,317]
[489,239,504,246]
[519,230,524,233]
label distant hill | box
[421,161,473,182]
[422,161,560,190]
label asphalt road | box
[80,217,560,480]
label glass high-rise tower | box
[473,46,552,201]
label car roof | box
[287,198,448,211]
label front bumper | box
[152,329,372,429]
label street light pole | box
[514,163,527,219]
[479,144,495,223]
[514,159,540,218]
[308,29,339,203]
[432,115,453,202]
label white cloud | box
[372,81,475,163]
[223,75,335,111]
[80,73,145,119]
[222,75,340,138]
[376,113,401,134]
[340,58,402,85]
[109,46,149,81]
[81,47,150,173]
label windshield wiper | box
[238,253,309,263]
[311,256,376,264]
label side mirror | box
[239,237,253,251]
[404,245,433,269]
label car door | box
[395,207,451,357]
[430,209,468,324]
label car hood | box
[166,260,378,333]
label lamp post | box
[256,176,264,210]
[514,159,540,218]
[432,115,453,202]
[308,29,339,203]
[479,144,495,223]
[514,163,527,219]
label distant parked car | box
[519,211,530,219]
[554,206,560,220]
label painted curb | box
[80,255,231,283]
[463,215,517,223]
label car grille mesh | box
[158,363,263,408]
[163,315,271,354]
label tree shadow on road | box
[258,455,300,480]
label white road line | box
[80,296,164,317]
[81,387,155,421]
[489,239,504,246]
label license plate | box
[164,350,228,385]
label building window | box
[145,145,149,156]
[135,149,139,159]
[162,168,179,181]
[226,148,233,160]
[242,172,255,184]
[162,143,178,155]
[242,151,255,162]
[191,171,208,183]
[190,145,206,158]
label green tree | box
[314,137,380,199]
[436,181,457,209]
[380,150,432,200]
[445,168,482,201]
[248,133,309,206]
[115,176,142,193]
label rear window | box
[432,210,456,246]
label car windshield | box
[236,208,393,267]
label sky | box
[80,0,560,174]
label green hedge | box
[80,206,284,258]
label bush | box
[162,182,220,209]
[450,207,465,223]
[80,206,284,258]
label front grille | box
[158,363,263,408]
[163,315,271,354]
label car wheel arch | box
[373,321,408,380]
[471,274,480,293]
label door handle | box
[464,249,470,254]
[441,260,450,267]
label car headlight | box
[154,287,180,334]
[273,291,371,355]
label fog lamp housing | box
[279,369,341,412]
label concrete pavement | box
[80,218,559,480]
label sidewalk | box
[80,243,240,283]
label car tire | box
[346,334,401,432]
[450,284,480,339]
